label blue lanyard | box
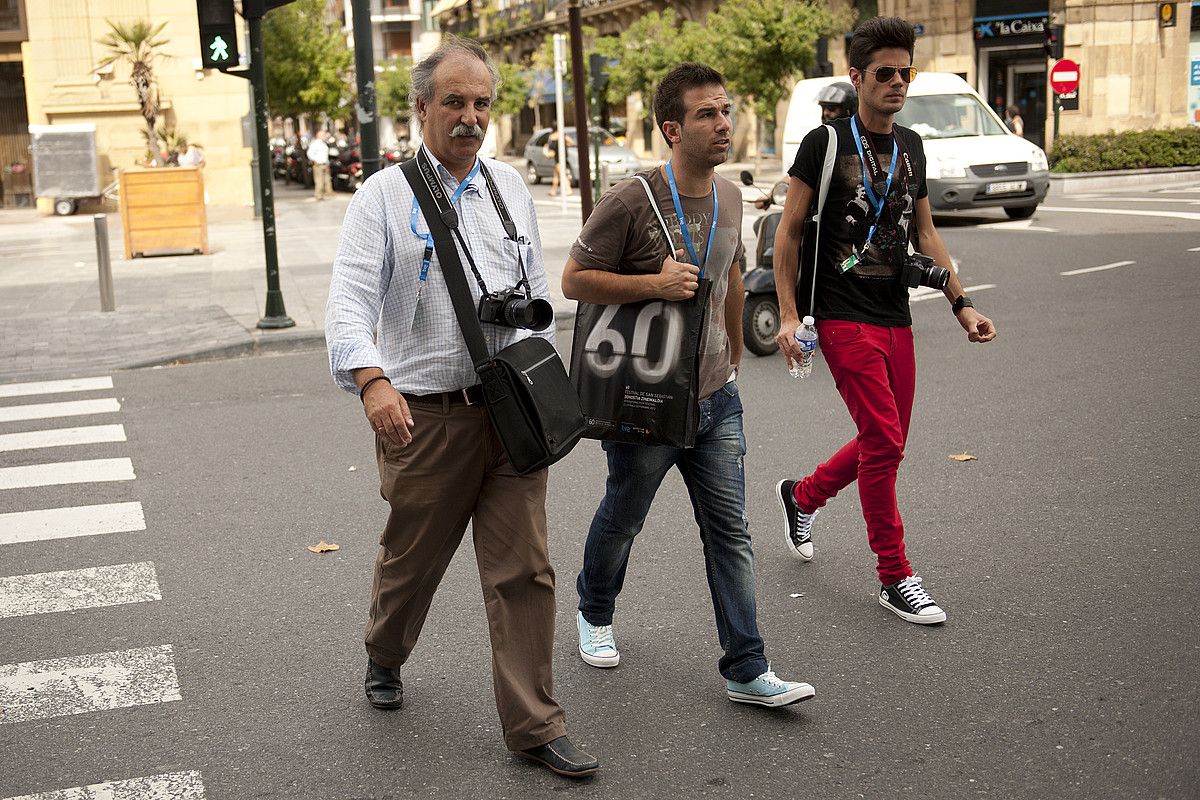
[849,116,898,247]
[664,161,717,278]
[409,158,481,285]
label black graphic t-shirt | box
[789,117,928,327]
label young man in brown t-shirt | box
[562,63,814,708]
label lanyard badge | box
[664,161,718,277]
[841,116,906,273]
[409,159,482,303]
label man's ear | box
[415,96,428,121]
[662,120,681,146]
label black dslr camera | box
[478,284,553,331]
[898,252,950,291]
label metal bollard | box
[93,214,115,312]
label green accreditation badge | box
[838,251,859,273]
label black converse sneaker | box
[776,479,817,561]
[879,576,947,624]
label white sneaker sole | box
[728,683,815,707]
[776,480,814,562]
[879,596,947,624]
[578,647,619,668]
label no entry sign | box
[1051,59,1080,94]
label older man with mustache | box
[325,36,599,778]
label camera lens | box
[504,297,554,331]
[925,265,950,290]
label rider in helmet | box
[815,80,857,122]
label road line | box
[1060,260,1135,276]
[910,283,997,303]
[0,503,146,546]
[1,771,206,800]
[0,458,135,491]
[0,399,121,423]
[1040,205,1200,222]
[1189,246,1200,252]
[0,377,113,399]
[0,645,181,725]
[0,425,126,453]
[0,562,160,619]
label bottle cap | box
[802,315,815,325]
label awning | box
[430,0,469,17]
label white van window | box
[896,94,1008,139]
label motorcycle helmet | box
[815,81,857,119]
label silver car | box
[523,127,641,187]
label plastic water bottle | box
[790,316,819,379]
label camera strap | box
[808,123,839,315]
[849,115,912,249]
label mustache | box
[450,123,485,140]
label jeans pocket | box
[721,379,740,399]
[820,321,864,348]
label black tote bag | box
[569,176,713,448]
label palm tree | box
[97,20,170,164]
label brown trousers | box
[366,397,566,751]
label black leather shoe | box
[364,658,403,710]
[519,736,599,778]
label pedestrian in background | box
[1005,104,1025,137]
[324,36,598,779]
[545,127,572,197]
[563,62,815,709]
[307,131,331,201]
[772,16,997,625]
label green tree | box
[594,12,708,113]
[376,57,413,121]
[493,61,531,117]
[262,0,353,121]
[96,19,170,163]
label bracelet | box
[952,295,974,314]
[359,375,391,404]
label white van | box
[781,72,1049,219]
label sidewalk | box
[0,160,778,382]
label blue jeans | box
[576,381,769,683]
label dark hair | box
[1007,104,1020,116]
[848,16,915,72]
[653,62,725,147]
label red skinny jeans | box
[794,320,916,585]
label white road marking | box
[1040,205,1200,222]
[910,283,997,303]
[976,219,1059,232]
[0,425,126,453]
[0,399,121,423]
[0,645,181,725]
[1060,260,1135,276]
[1188,246,1200,252]
[0,377,113,399]
[0,503,146,546]
[0,458,135,491]
[1,772,206,800]
[0,562,160,619]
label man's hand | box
[655,249,700,301]
[956,308,997,343]
[776,314,802,369]
[362,380,415,447]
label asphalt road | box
[1,185,1198,799]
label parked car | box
[781,73,1049,219]
[522,127,641,187]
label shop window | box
[383,27,412,59]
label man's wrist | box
[952,294,974,314]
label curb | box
[1051,166,1200,194]
[125,328,328,370]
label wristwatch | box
[952,295,974,314]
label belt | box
[403,385,486,406]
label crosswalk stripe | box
[1,771,206,800]
[0,425,126,453]
[0,562,160,619]
[0,399,121,424]
[0,645,181,725]
[0,458,135,491]
[1060,260,1135,276]
[0,503,146,546]
[0,377,113,400]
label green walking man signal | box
[197,0,240,71]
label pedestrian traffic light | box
[588,53,609,94]
[1044,24,1064,60]
[197,0,239,70]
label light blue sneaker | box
[726,670,815,707]
[576,611,619,668]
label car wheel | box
[743,294,780,357]
[53,198,78,216]
[1004,205,1036,220]
[526,161,541,185]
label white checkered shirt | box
[326,147,553,395]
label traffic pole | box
[568,0,593,222]
[351,0,380,180]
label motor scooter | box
[739,171,788,356]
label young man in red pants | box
[771,16,997,624]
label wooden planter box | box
[119,166,209,258]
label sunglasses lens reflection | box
[873,67,916,83]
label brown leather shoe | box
[364,658,403,710]
[518,736,599,778]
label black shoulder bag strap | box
[400,154,490,367]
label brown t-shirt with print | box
[570,166,744,401]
